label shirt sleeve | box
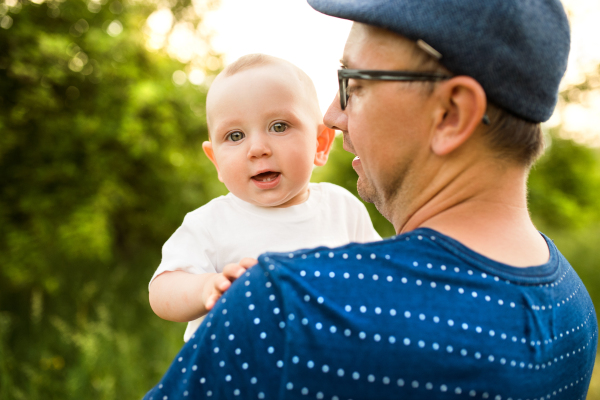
[149,214,218,289]
[143,260,285,400]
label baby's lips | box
[250,171,282,189]
[251,171,281,181]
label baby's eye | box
[227,131,245,142]
[270,123,288,133]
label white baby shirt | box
[150,182,382,341]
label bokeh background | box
[1,0,599,398]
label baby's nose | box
[247,136,272,159]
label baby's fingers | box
[205,293,219,311]
[222,262,249,280]
[205,275,231,310]
[214,274,231,293]
[239,257,258,269]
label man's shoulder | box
[255,227,565,282]
[259,229,440,273]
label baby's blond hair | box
[220,53,276,77]
[206,54,322,136]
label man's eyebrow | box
[339,59,348,68]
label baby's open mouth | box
[252,171,280,182]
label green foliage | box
[0,0,224,397]
[529,133,600,230]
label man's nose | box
[324,93,347,132]
[247,134,272,159]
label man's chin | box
[356,177,376,204]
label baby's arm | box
[149,258,257,322]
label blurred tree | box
[0,0,224,398]
[529,134,600,230]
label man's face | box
[204,64,320,208]
[324,24,437,217]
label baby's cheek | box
[288,149,315,175]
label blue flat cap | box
[308,0,570,122]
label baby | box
[149,54,381,341]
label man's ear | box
[314,124,336,166]
[202,141,224,182]
[430,76,487,156]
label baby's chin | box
[247,195,299,209]
[236,188,310,209]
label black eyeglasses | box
[338,69,452,110]
[337,68,491,125]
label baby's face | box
[204,64,321,208]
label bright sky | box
[202,0,351,115]
[149,0,600,146]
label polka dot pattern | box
[143,229,598,400]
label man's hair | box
[408,41,545,167]
[482,104,544,167]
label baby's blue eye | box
[228,131,244,142]
[271,123,287,133]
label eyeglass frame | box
[337,69,491,125]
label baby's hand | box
[203,258,258,311]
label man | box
[144,0,597,399]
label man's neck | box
[392,161,550,267]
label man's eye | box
[347,85,359,99]
[271,123,287,133]
[227,131,245,142]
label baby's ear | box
[202,141,224,182]
[314,124,336,166]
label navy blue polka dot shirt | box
[144,228,598,399]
